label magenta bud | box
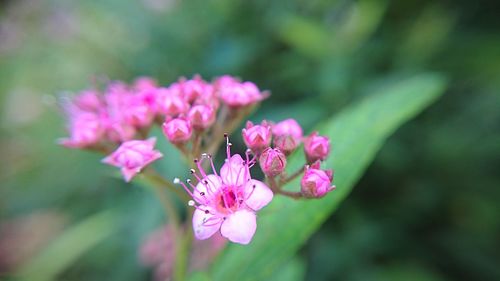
[215,75,268,108]
[300,161,335,198]
[157,88,189,116]
[242,121,272,153]
[187,104,216,130]
[304,132,330,163]
[59,112,104,148]
[102,137,163,182]
[162,117,193,143]
[133,76,157,91]
[124,94,155,128]
[259,147,287,177]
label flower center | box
[216,186,240,213]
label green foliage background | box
[1,0,499,280]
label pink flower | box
[59,111,104,148]
[162,117,193,143]
[272,119,302,153]
[176,137,273,245]
[133,76,157,91]
[123,94,156,128]
[157,88,190,116]
[187,104,216,130]
[300,161,335,198]
[180,75,213,103]
[304,132,330,163]
[73,90,103,112]
[215,75,268,107]
[259,147,287,177]
[102,137,163,182]
[242,121,272,153]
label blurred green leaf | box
[209,73,447,281]
[16,210,120,281]
[269,257,306,281]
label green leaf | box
[210,73,447,281]
[16,210,120,281]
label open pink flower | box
[102,137,163,182]
[175,137,273,245]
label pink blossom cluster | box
[59,74,335,246]
[60,75,268,182]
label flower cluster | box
[59,74,335,246]
[60,75,267,182]
[242,119,335,199]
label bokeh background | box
[1,0,499,280]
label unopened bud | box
[259,147,287,177]
[242,121,272,153]
[304,132,330,163]
[162,117,192,143]
[300,161,334,198]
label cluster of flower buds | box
[242,119,335,199]
[59,74,335,246]
[59,74,268,182]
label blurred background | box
[0,0,499,280]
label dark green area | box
[0,0,498,280]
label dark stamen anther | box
[200,192,205,196]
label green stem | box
[142,168,190,203]
[173,208,194,281]
[269,176,304,199]
[280,166,305,185]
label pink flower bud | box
[215,75,268,108]
[102,137,163,182]
[301,161,335,198]
[133,76,157,91]
[124,94,155,128]
[272,119,303,153]
[304,132,330,163]
[259,147,287,177]
[73,90,103,111]
[59,112,104,148]
[162,117,192,143]
[157,88,189,116]
[181,75,212,103]
[242,121,272,153]
[187,104,216,130]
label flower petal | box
[193,175,222,203]
[121,167,139,182]
[220,154,247,186]
[220,209,256,245]
[192,208,222,240]
[244,179,273,211]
